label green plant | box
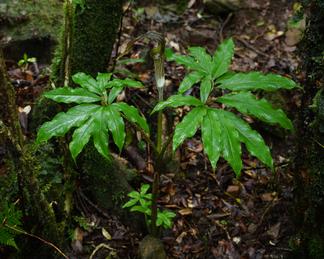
[0,202,23,250]
[36,72,149,160]
[122,184,176,229]
[152,38,297,176]
[18,53,36,71]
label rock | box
[139,235,167,259]
[203,0,242,15]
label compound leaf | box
[173,106,207,152]
[152,95,203,114]
[36,104,100,143]
[217,92,293,130]
[105,106,125,152]
[201,109,221,170]
[113,102,150,134]
[200,77,212,103]
[72,72,101,95]
[212,38,235,79]
[223,111,273,169]
[172,54,205,72]
[188,47,212,72]
[96,73,112,91]
[69,116,95,160]
[179,71,205,94]
[44,87,101,103]
[217,71,297,91]
[92,108,110,159]
[214,109,242,176]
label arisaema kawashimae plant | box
[122,184,176,229]
[153,38,297,176]
[36,72,149,160]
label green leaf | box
[213,109,243,176]
[217,72,297,91]
[44,87,101,104]
[217,92,293,130]
[173,54,205,72]
[122,199,138,208]
[178,71,205,94]
[130,206,151,215]
[96,73,112,91]
[201,109,221,170]
[36,104,100,143]
[72,72,101,95]
[212,38,235,79]
[224,111,273,169]
[92,108,110,159]
[112,102,150,134]
[69,116,94,160]
[140,184,150,194]
[128,191,140,199]
[151,95,203,114]
[122,78,143,88]
[200,77,213,103]
[105,106,125,152]
[173,106,207,152]
[188,47,212,72]
[108,86,123,104]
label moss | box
[70,0,123,77]
[0,0,63,44]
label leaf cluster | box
[0,202,23,250]
[36,72,149,161]
[154,38,297,176]
[122,184,176,229]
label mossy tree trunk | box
[293,1,324,257]
[0,49,62,257]
[50,0,135,215]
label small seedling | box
[18,53,36,72]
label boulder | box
[139,235,167,259]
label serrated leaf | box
[188,47,212,72]
[217,92,293,130]
[213,109,243,176]
[173,54,205,72]
[112,102,149,134]
[72,72,101,94]
[130,206,151,215]
[217,72,297,91]
[128,191,140,199]
[36,104,100,143]
[179,71,205,94]
[105,106,125,152]
[201,109,221,170]
[212,38,235,79]
[92,108,110,159]
[108,86,123,104]
[223,111,273,169]
[173,106,207,152]
[200,77,213,103]
[151,95,203,114]
[44,87,101,103]
[96,73,112,91]
[69,116,94,160]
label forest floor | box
[3,0,304,258]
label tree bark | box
[0,49,62,257]
[293,1,324,257]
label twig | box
[235,37,270,58]
[219,13,233,42]
[111,1,133,72]
[78,189,110,219]
[89,243,115,259]
[4,224,69,259]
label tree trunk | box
[0,50,62,257]
[293,1,324,257]
[49,0,136,215]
